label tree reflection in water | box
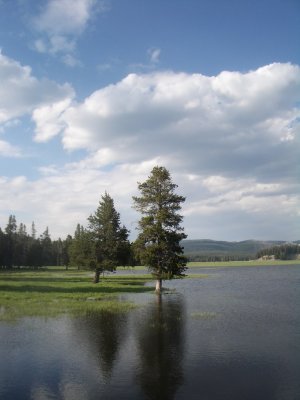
[75,310,128,382]
[136,294,186,400]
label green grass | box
[187,259,300,267]
[117,265,146,271]
[0,269,155,321]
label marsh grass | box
[191,311,217,319]
[185,273,210,278]
[0,269,155,321]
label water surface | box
[0,265,299,399]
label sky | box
[0,0,299,241]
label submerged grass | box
[190,311,217,319]
[0,269,155,321]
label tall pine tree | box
[133,166,187,293]
[88,192,130,283]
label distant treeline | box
[187,255,252,262]
[0,215,70,269]
[256,243,300,260]
[0,215,135,270]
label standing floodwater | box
[0,265,299,399]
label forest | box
[0,215,71,269]
[0,212,135,271]
[256,243,300,260]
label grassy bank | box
[187,259,300,267]
[0,269,155,321]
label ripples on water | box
[0,265,299,399]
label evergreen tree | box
[4,215,17,268]
[40,227,52,266]
[31,221,37,239]
[68,224,95,270]
[14,223,29,267]
[88,192,130,283]
[26,237,43,268]
[52,238,64,266]
[62,235,73,269]
[133,166,187,293]
[0,227,5,268]
[5,215,17,235]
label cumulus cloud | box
[32,0,105,62]
[32,97,73,142]
[185,175,298,216]
[0,51,74,127]
[58,63,299,182]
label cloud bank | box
[0,55,299,240]
[59,63,299,182]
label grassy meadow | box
[0,268,156,321]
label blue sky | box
[0,0,299,241]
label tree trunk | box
[155,278,162,294]
[94,269,100,283]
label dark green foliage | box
[88,192,130,282]
[133,166,187,288]
[0,216,67,269]
[68,224,95,270]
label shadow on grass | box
[0,282,154,294]
[0,273,152,284]
[0,277,86,283]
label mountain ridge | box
[182,239,299,260]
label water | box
[0,265,299,400]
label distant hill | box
[182,239,290,261]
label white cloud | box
[32,97,73,142]
[0,51,74,126]
[185,174,298,216]
[34,0,97,36]
[58,63,299,183]
[32,0,105,59]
